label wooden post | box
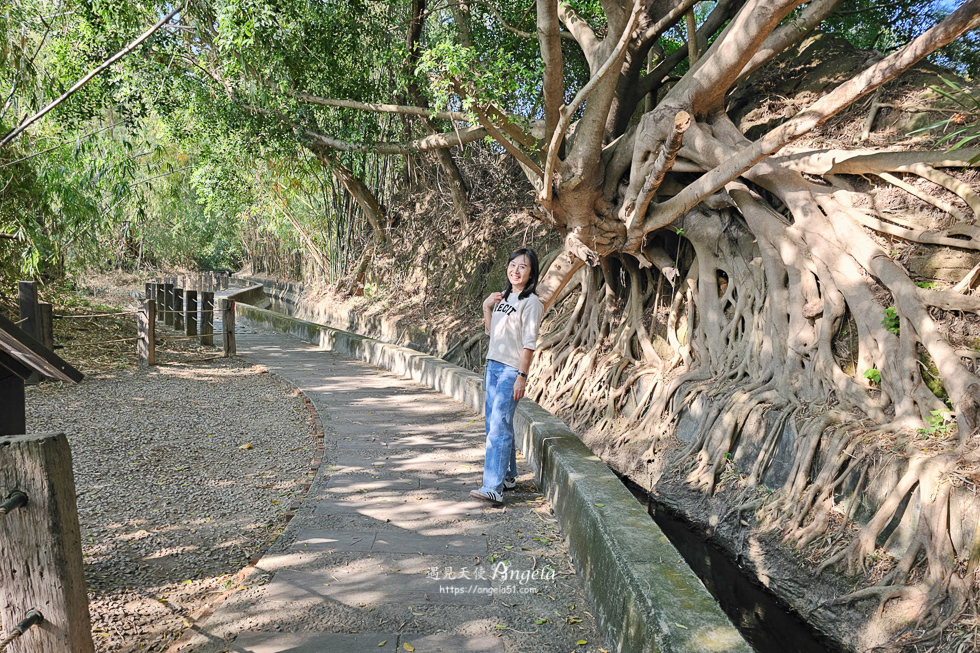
[144,283,156,327]
[0,358,26,435]
[220,299,235,357]
[18,282,41,386]
[162,282,175,327]
[173,288,184,332]
[219,273,228,290]
[200,292,214,346]
[17,282,39,339]
[38,303,53,352]
[153,284,164,322]
[137,299,155,367]
[184,290,198,337]
[0,433,95,653]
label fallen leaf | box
[577,640,588,645]
[403,644,415,651]
[378,642,386,647]
[674,623,688,629]
[594,503,604,507]
[239,443,252,450]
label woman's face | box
[508,255,531,291]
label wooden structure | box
[0,433,94,653]
[137,299,156,367]
[17,282,54,386]
[200,291,214,346]
[139,283,221,364]
[0,313,82,436]
[221,298,236,357]
[184,290,198,337]
[1,314,91,651]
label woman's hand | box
[513,375,526,401]
[483,292,503,311]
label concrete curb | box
[234,303,751,653]
[225,281,269,309]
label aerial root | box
[527,179,980,645]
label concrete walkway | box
[183,329,604,653]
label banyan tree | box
[166,0,980,647]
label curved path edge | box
[234,302,752,653]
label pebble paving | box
[182,327,604,653]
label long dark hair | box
[502,248,539,301]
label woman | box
[471,248,544,505]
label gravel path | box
[25,357,319,652]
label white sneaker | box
[502,478,517,491]
[470,488,503,505]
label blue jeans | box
[481,360,520,493]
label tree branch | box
[0,122,117,169]
[735,0,843,83]
[766,148,980,176]
[301,123,489,155]
[632,1,980,246]
[664,0,802,115]
[538,0,564,149]
[633,0,736,112]
[558,2,600,68]
[637,0,700,49]
[487,3,573,40]
[685,9,701,64]
[540,0,644,203]
[310,147,388,244]
[0,3,186,149]
[630,111,691,229]
[287,91,472,122]
[471,105,544,179]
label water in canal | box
[625,481,841,653]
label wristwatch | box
[517,371,528,378]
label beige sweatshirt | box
[486,292,544,370]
